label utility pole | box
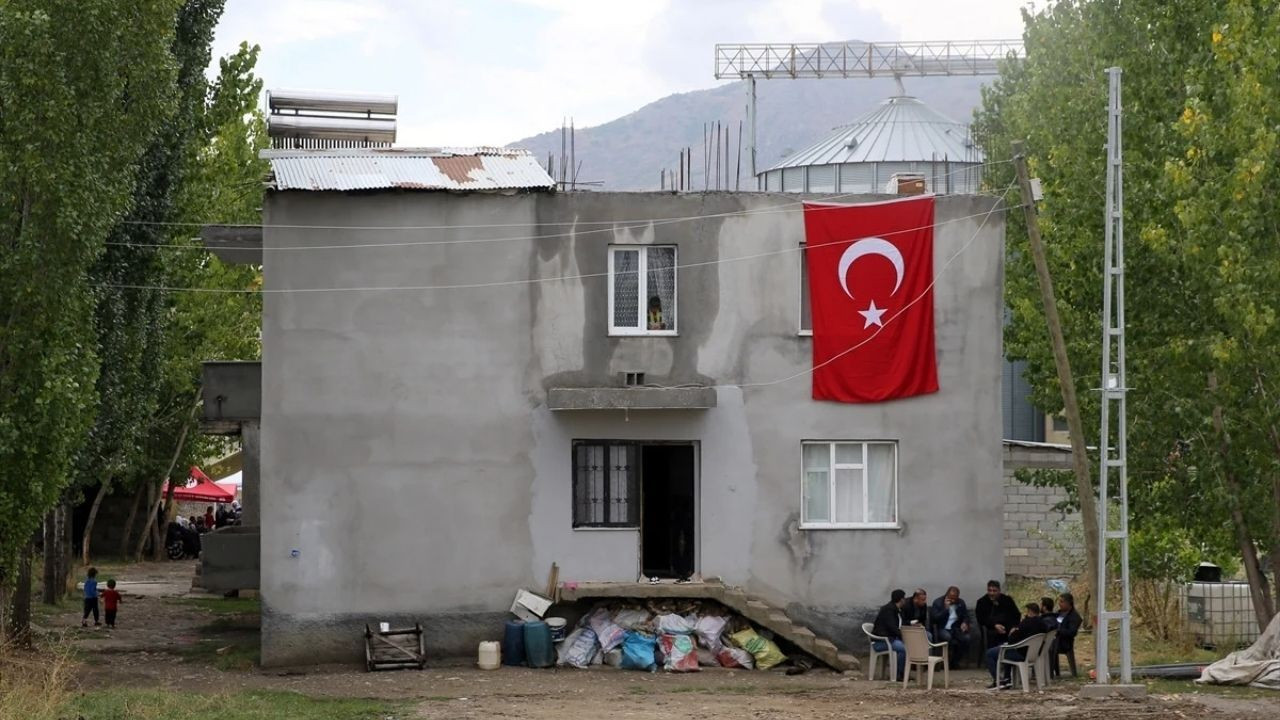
[1011,140,1102,625]
[1094,66,1136,689]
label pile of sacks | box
[557,600,787,672]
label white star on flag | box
[859,300,887,329]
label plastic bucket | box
[477,641,501,670]
[546,617,568,643]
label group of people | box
[870,580,1081,688]
[174,502,242,534]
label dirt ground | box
[41,561,1278,719]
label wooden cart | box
[363,623,426,671]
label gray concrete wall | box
[201,526,261,592]
[1002,444,1081,578]
[259,191,1005,665]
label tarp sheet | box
[1197,611,1280,690]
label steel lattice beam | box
[714,41,1023,80]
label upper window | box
[572,441,640,528]
[609,245,677,336]
[799,243,812,335]
[801,441,898,529]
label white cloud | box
[212,0,1030,147]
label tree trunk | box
[1210,375,1275,628]
[58,503,72,596]
[42,507,58,604]
[135,481,159,561]
[1267,423,1280,607]
[142,394,199,561]
[6,539,34,646]
[81,479,113,567]
[119,481,145,560]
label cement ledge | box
[548,386,716,411]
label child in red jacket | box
[101,578,122,629]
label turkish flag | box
[803,195,938,403]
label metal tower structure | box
[1096,66,1132,685]
[713,40,1025,176]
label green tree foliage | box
[975,0,1280,622]
[76,0,227,564]
[127,41,266,560]
[0,1,181,578]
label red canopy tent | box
[162,466,235,503]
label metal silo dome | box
[759,95,983,194]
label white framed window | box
[800,441,898,529]
[798,242,812,336]
[609,245,677,336]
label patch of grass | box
[198,614,260,634]
[31,598,75,623]
[0,643,75,720]
[1144,678,1276,699]
[626,686,649,695]
[171,596,261,615]
[422,696,455,702]
[177,639,260,671]
[67,689,407,720]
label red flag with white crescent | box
[803,195,938,403]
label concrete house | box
[239,146,1006,666]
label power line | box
[102,191,1015,295]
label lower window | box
[572,441,640,528]
[801,441,898,528]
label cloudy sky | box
[211,0,1034,147]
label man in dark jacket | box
[903,588,932,637]
[1051,593,1082,677]
[985,603,1049,687]
[871,589,907,678]
[975,579,1021,648]
[930,585,971,665]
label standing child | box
[81,567,100,627]
[102,579,122,628]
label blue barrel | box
[502,620,526,666]
[523,620,554,668]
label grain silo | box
[757,95,982,194]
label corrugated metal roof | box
[767,96,979,170]
[263,147,555,192]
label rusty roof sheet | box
[262,147,555,192]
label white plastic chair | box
[861,622,898,682]
[996,632,1047,693]
[901,625,949,689]
[1035,628,1058,687]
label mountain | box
[508,74,990,191]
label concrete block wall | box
[1002,443,1082,579]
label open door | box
[641,444,696,579]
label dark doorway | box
[641,444,696,579]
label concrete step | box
[837,653,861,672]
[788,626,817,652]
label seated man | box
[871,589,908,679]
[976,579,1021,648]
[985,603,1048,688]
[930,585,971,665]
[903,588,933,639]
[1052,593,1082,677]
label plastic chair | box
[901,625,949,689]
[1035,628,1058,687]
[861,622,897,682]
[996,632,1047,693]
